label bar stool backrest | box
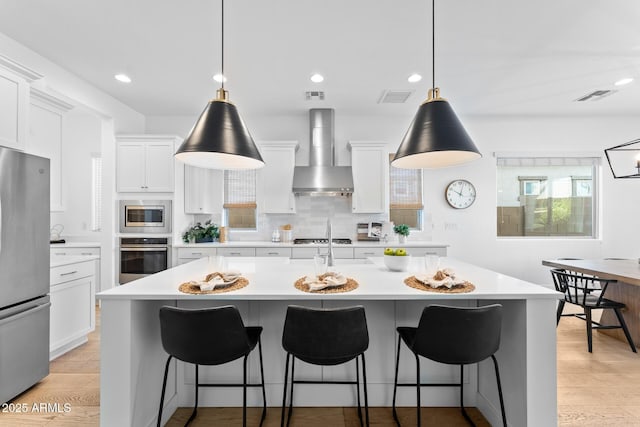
[412,304,503,365]
[282,305,369,366]
[159,305,251,365]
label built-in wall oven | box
[119,237,171,284]
[119,200,172,234]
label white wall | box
[148,112,640,285]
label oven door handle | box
[120,247,168,252]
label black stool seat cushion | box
[160,305,260,366]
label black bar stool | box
[157,305,267,427]
[280,305,370,427]
[392,304,506,427]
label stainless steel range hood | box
[292,109,354,196]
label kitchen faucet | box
[326,218,334,267]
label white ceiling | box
[1,0,639,118]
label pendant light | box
[604,138,640,179]
[392,0,481,169]
[175,0,264,170]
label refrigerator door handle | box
[0,302,51,327]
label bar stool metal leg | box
[157,355,173,427]
[491,355,507,427]
[459,365,474,426]
[361,354,370,427]
[392,337,401,426]
[415,354,421,427]
[242,356,248,427]
[356,357,363,426]
[185,364,199,426]
[258,339,267,425]
[281,353,290,427]
[287,357,295,427]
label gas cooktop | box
[293,238,352,245]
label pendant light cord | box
[432,0,435,89]
[221,0,225,90]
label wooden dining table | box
[542,258,640,346]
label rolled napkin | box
[190,270,243,291]
[303,271,348,291]
[414,268,465,289]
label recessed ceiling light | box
[614,78,634,86]
[310,73,324,83]
[213,74,227,83]
[114,74,131,83]
[407,73,422,83]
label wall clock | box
[445,179,476,209]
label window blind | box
[224,169,257,208]
[389,154,423,209]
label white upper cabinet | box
[184,165,223,214]
[348,141,389,214]
[0,62,35,151]
[28,88,74,211]
[256,141,298,214]
[116,135,179,192]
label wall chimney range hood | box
[292,109,354,196]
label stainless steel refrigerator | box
[0,147,51,404]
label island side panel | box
[100,299,176,427]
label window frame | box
[388,153,424,230]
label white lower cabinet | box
[255,247,292,257]
[218,247,256,257]
[49,259,96,360]
[354,247,385,258]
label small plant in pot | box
[393,224,410,243]
[182,220,220,243]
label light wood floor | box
[1,305,639,426]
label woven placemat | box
[178,273,249,295]
[294,276,359,294]
[404,276,475,293]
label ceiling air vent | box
[305,91,325,101]
[378,90,414,104]
[575,89,617,102]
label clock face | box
[445,180,476,209]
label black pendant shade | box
[392,94,481,169]
[175,96,264,170]
[604,138,640,179]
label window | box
[497,156,598,237]
[91,155,102,232]
[223,169,257,230]
[389,154,423,229]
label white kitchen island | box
[97,257,560,427]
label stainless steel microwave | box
[119,200,172,233]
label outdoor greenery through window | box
[389,154,423,229]
[223,169,257,230]
[497,156,598,237]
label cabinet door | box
[257,141,297,214]
[50,277,92,355]
[184,165,223,214]
[350,142,388,213]
[0,68,28,150]
[145,142,174,192]
[117,142,146,191]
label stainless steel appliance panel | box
[119,237,170,284]
[0,148,50,309]
[119,200,172,233]
[0,296,50,404]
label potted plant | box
[182,220,220,243]
[393,223,410,244]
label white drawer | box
[406,247,447,257]
[354,247,384,258]
[291,247,319,259]
[256,248,292,257]
[217,248,256,257]
[50,247,100,257]
[51,260,94,286]
[177,248,217,259]
[333,247,354,259]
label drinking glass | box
[314,254,329,277]
[424,254,441,274]
[208,255,226,272]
